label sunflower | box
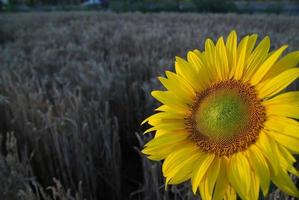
[142,31,299,200]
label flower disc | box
[186,80,266,156]
[195,86,249,139]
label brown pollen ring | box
[184,80,266,157]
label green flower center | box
[195,89,249,139]
[185,80,266,156]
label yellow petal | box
[227,152,251,198]
[255,131,279,175]
[174,56,191,78]
[155,130,169,137]
[263,51,299,81]
[213,158,229,200]
[165,70,195,93]
[143,131,187,148]
[257,68,299,98]
[206,157,221,196]
[143,119,185,133]
[215,37,229,80]
[166,152,201,185]
[272,167,299,198]
[233,35,249,80]
[199,176,211,200]
[159,71,195,100]
[142,140,188,160]
[266,104,299,119]
[278,144,296,163]
[144,140,190,161]
[245,34,258,61]
[251,45,288,85]
[264,116,299,139]
[155,105,170,112]
[187,51,211,88]
[204,39,218,81]
[248,145,270,196]
[191,153,215,194]
[205,39,216,67]
[247,171,260,200]
[263,91,299,107]
[198,158,221,200]
[223,185,237,200]
[267,130,299,153]
[231,33,257,80]
[141,111,183,126]
[175,56,205,92]
[151,90,189,112]
[276,144,299,177]
[187,51,204,72]
[162,144,198,176]
[193,49,215,81]
[243,36,271,81]
[152,117,184,126]
[158,77,193,104]
[226,30,237,78]
[154,105,185,114]
[193,49,202,58]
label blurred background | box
[0,0,298,200]
[0,0,299,13]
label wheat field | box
[0,11,298,200]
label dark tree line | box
[3,0,86,6]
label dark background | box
[0,1,299,199]
[1,0,299,14]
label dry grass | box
[0,11,298,200]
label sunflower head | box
[142,30,299,199]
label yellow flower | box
[142,31,299,200]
